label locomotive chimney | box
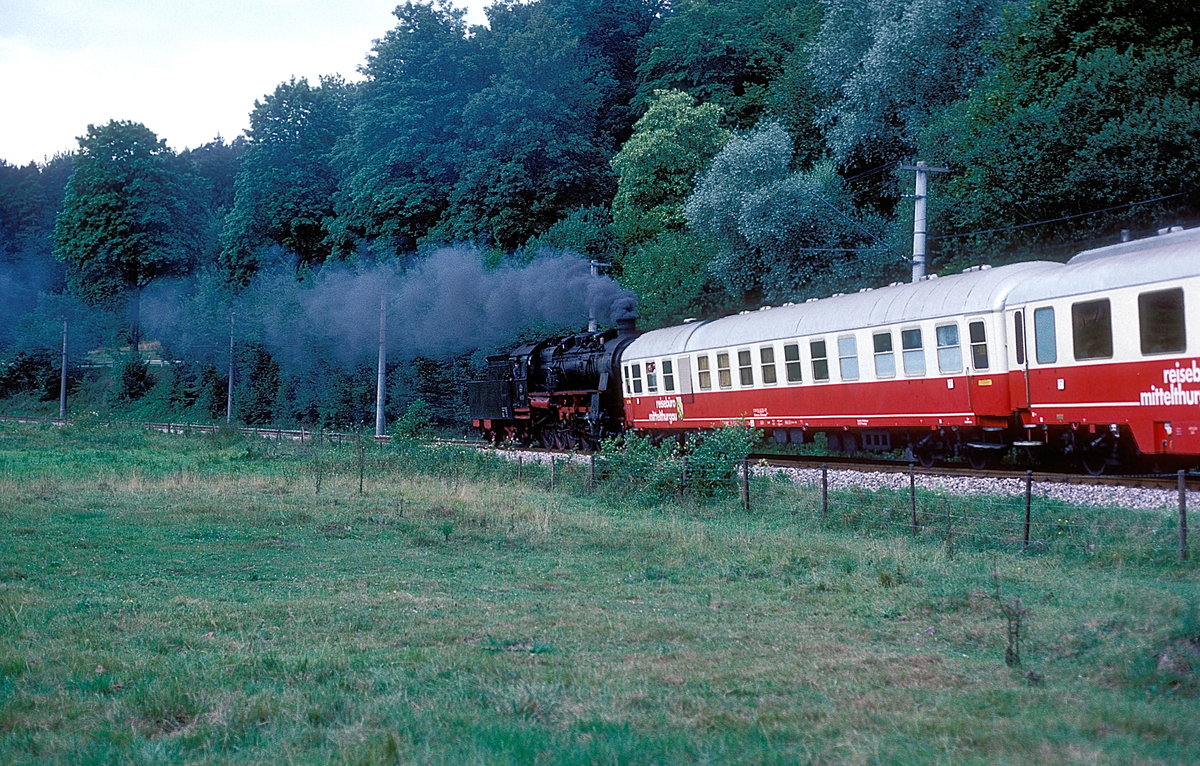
[611,296,639,337]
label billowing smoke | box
[141,245,637,372]
[0,254,66,350]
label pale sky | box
[0,0,494,166]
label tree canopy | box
[933,0,1200,249]
[53,121,208,345]
[6,0,1200,428]
[220,77,353,286]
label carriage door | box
[1011,309,1032,409]
[676,355,694,404]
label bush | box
[599,433,683,501]
[0,349,57,398]
[390,399,434,441]
[684,425,761,496]
[119,356,156,401]
[599,425,761,501]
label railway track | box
[0,415,389,444]
[746,451,1200,492]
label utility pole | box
[901,161,947,282]
[59,319,68,421]
[226,312,235,423]
[375,294,387,438]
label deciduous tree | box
[53,121,207,348]
[220,77,353,285]
[610,89,730,248]
[934,0,1200,251]
[687,122,891,303]
[333,1,484,251]
[634,0,820,129]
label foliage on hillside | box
[2,0,1198,426]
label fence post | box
[517,455,523,482]
[679,457,688,501]
[909,464,918,535]
[357,436,366,495]
[821,465,829,520]
[1180,470,1189,563]
[588,453,596,493]
[1023,470,1033,550]
[550,457,556,491]
[741,459,751,512]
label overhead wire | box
[928,191,1190,241]
[807,189,911,264]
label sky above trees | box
[0,0,493,165]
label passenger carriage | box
[620,227,1200,473]
[1004,227,1200,472]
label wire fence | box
[0,415,1191,567]
[479,450,1193,566]
[265,440,1193,566]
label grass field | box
[1,423,1198,764]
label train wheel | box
[914,448,936,468]
[966,449,995,470]
[1081,450,1109,476]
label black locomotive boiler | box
[468,313,638,450]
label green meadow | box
[0,422,1197,764]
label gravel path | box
[759,464,1195,512]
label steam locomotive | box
[470,227,1200,473]
[468,313,639,450]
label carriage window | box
[697,355,712,390]
[738,349,754,386]
[811,340,830,381]
[1013,311,1026,366]
[622,364,632,395]
[838,335,859,381]
[1072,299,1113,360]
[873,332,895,378]
[646,361,658,393]
[630,363,643,394]
[902,328,926,375]
[968,320,990,370]
[1033,308,1056,364]
[936,324,962,373]
[1139,288,1186,355]
[717,352,732,389]
[760,346,778,385]
[662,359,675,392]
[784,343,803,383]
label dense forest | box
[1,0,1198,429]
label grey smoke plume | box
[0,254,66,351]
[389,247,634,356]
[142,245,637,372]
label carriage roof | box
[625,261,1058,360]
[625,227,1200,362]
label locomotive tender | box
[472,227,1200,473]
